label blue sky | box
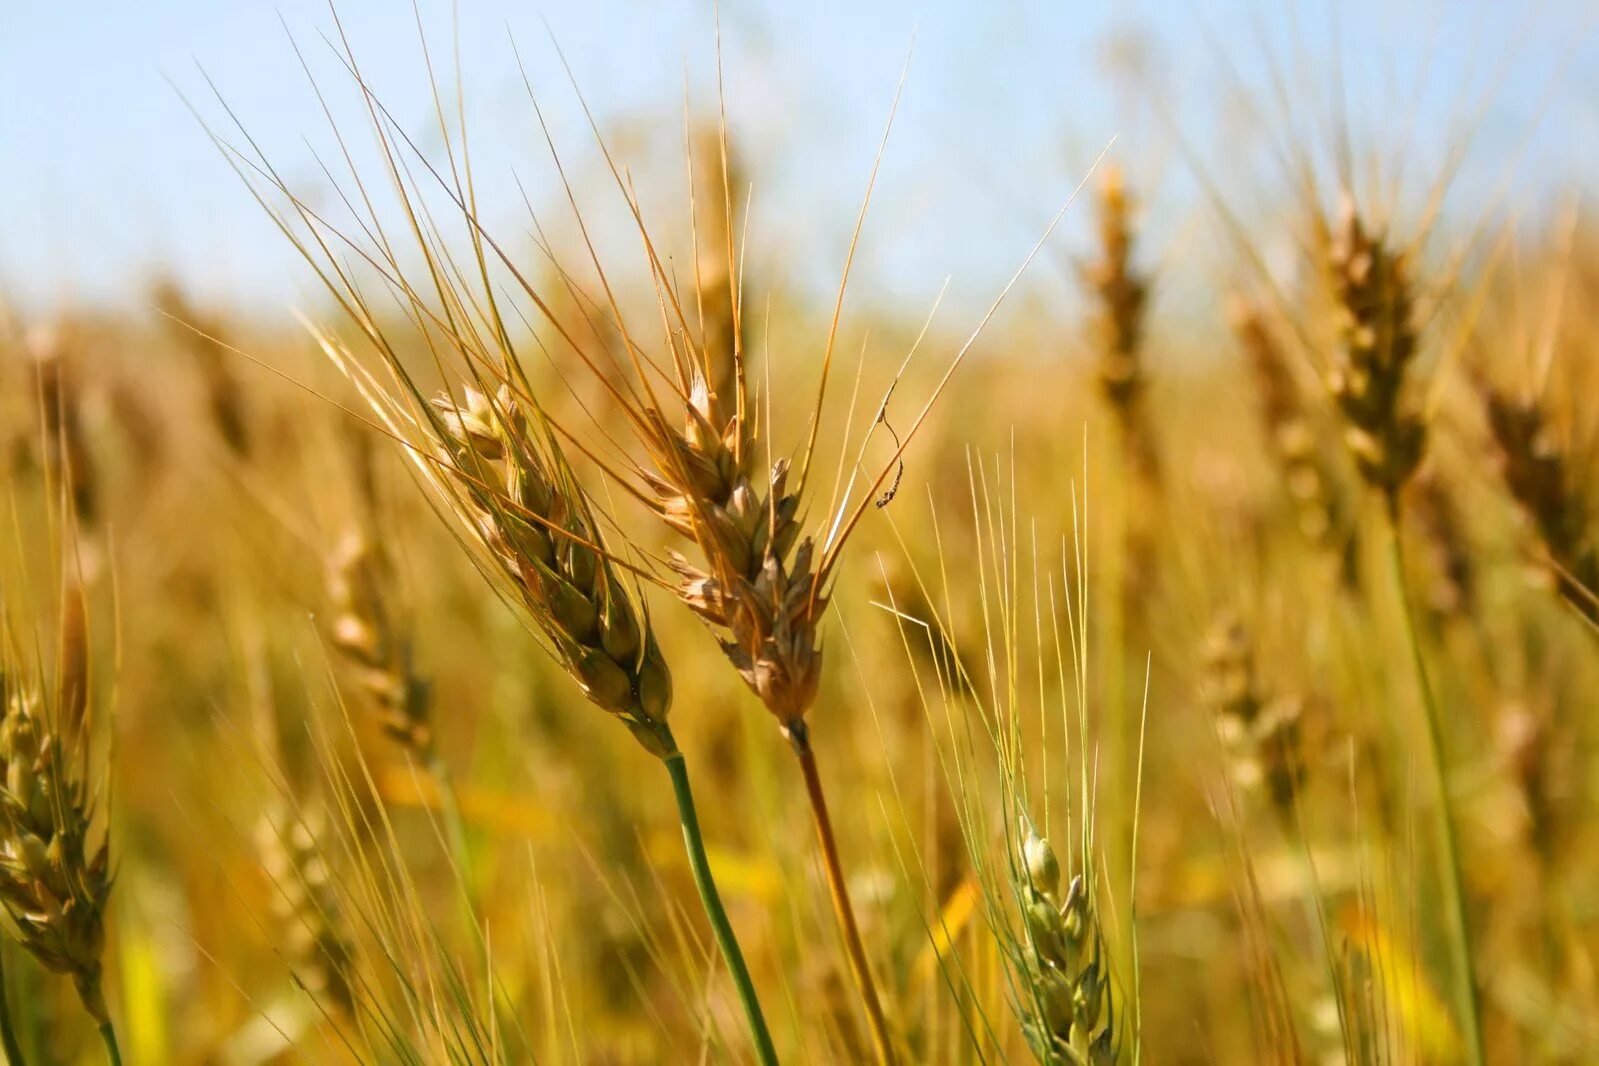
[2,1,1595,317]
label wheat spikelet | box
[1230,296,1359,582]
[326,531,433,757]
[0,647,113,1026]
[642,375,818,728]
[1082,165,1159,490]
[1015,827,1117,1064]
[1323,200,1427,498]
[1198,612,1303,817]
[1479,381,1598,625]
[256,803,357,1017]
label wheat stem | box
[425,749,486,973]
[789,723,895,1065]
[0,946,26,1066]
[97,1022,121,1066]
[1386,500,1483,1066]
[661,746,779,1066]
[424,751,474,891]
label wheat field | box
[1,3,1596,1063]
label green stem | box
[426,747,501,1025]
[661,744,779,1066]
[426,750,476,906]
[97,1022,121,1066]
[1386,503,1484,1066]
[0,947,27,1066]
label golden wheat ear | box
[1323,199,1429,504]
[314,324,675,755]
[255,800,358,1019]
[1082,165,1160,493]
[1197,610,1305,823]
[1229,294,1362,589]
[1477,375,1599,628]
[325,531,433,757]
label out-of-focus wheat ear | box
[1323,198,1427,504]
[151,281,252,459]
[255,802,358,1020]
[27,328,100,535]
[1082,165,1160,493]
[1198,611,1305,822]
[1478,378,1599,628]
[326,531,433,758]
[1408,473,1477,623]
[1229,295,1361,588]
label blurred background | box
[4,1,1596,316]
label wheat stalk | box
[1321,197,1484,1065]
[319,344,778,1061]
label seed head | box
[1324,201,1427,496]
[1479,382,1598,625]
[0,665,113,1025]
[1230,296,1360,583]
[1081,166,1160,491]
[643,376,821,727]
[256,803,357,1017]
[431,384,674,754]
[327,532,432,756]
[1012,826,1117,1063]
[1199,612,1304,816]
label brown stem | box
[788,721,896,1065]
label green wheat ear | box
[0,621,119,1066]
[1013,824,1118,1065]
